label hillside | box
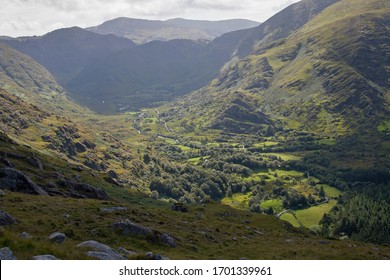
[163,0,389,138]
[2,27,135,84]
[86,17,259,44]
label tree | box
[319,186,326,199]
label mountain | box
[2,27,135,84]
[162,0,389,138]
[234,0,340,57]
[0,43,142,189]
[0,43,62,97]
[66,28,254,114]
[86,17,260,44]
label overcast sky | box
[0,0,300,37]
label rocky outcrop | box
[100,207,127,213]
[160,233,177,248]
[27,157,43,170]
[19,232,32,239]
[33,255,60,260]
[0,247,17,260]
[0,168,48,195]
[57,178,110,200]
[0,210,15,226]
[77,240,126,260]
[112,221,154,237]
[49,232,66,243]
[113,221,177,248]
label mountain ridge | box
[86,17,260,44]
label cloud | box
[0,0,300,37]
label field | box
[280,200,337,228]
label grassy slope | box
[2,191,390,260]
[163,0,389,139]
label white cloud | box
[0,0,300,37]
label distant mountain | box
[162,0,390,137]
[66,28,253,114]
[2,27,135,84]
[86,17,260,44]
[67,36,244,113]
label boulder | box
[0,168,48,195]
[112,221,153,237]
[0,158,13,167]
[117,247,137,257]
[160,233,176,248]
[75,142,87,153]
[145,252,170,260]
[49,232,66,243]
[27,157,43,170]
[77,240,126,260]
[0,210,16,226]
[19,232,32,239]
[58,179,110,200]
[113,221,177,248]
[0,247,17,260]
[100,207,127,213]
[33,255,59,260]
[0,189,6,196]
[108,170,118,179]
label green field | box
[321,184,342,198]
[280,212,301,227]
[260,199,284,213]
[264,153,302,161]
[253,141,279,148]
[281,200,337,228]
[221,193,251,209]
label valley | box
[1,0,390,260]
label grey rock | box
[49,232,66,243]
[112,221,154,237]
[100,206,127,213]
[58,179,110,200]
[145,252,154,259]
[27,157,43,170]
[145,252,169,260]
[0,168,48,195]
[108,170,118,179]
[0,210,16,226]
[160,233,176,248]
[0,189,5,196]
[85,251,122,260]
[74,142,87,153]
[0,158,13,167]
[117,247,137,256]
[0,247,17,260]
[77,240,126,260]
[33,255,59,260]
[19,232,31,239]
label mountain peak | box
[86,17,260,44]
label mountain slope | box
[3,27,135,84]
[86,17,259,44]
[163,0,389,138]
[0,43,62,96]
[66,30,253,114]
[235,0,340,58]
[0,43,143,190]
